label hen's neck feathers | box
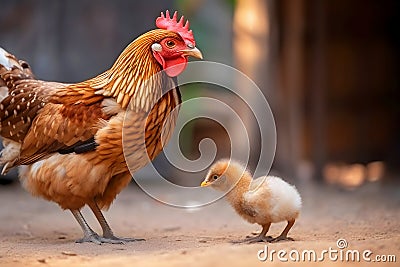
[69,29,178,110]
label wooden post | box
[233,0,271,171]
[279,0,305,178]
[310,0,326,180]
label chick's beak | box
[181,47,203,59]
[200,181,210,187]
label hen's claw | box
[76,232,145,245]
[102,235,145,243]
[75,233,103,245]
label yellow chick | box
[201,159,302,243]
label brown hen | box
[0,11,202,244]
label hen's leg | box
[88,200,145,243]
[71,209,102,244]
[71,209,125,244]
[272,219,295,242]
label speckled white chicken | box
[201,159,302,242]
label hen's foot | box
[75,232,102,245]
[271,235,294,242]
[76,233,131,245]
[102,234,145,243]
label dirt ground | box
[0,180,399,267]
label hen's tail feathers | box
[0,47,34,102]
[0,139,21,175]
[0,47,33,174]
[0,47,33,72]
[0,47,21,70]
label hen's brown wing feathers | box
[0,63,110,166]
[0,79,62,142]
[18,100,108,165]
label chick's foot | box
[233,235,273,244]
[246,235,274,243]
[271,235,295,242]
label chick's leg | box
[272,219,295,242]
[238,223,273,243]
[88,200,145,243]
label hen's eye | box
[166,40,176,48]
[213,175,218,180]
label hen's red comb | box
[156,10,195,47]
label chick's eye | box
[213,175,218,180]
[166,40,176,48]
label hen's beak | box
[200,181,210,187]
[182,47,203,59]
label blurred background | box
[0,0,399,190]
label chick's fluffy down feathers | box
[243,176,302,224]
[203,159,302,226]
